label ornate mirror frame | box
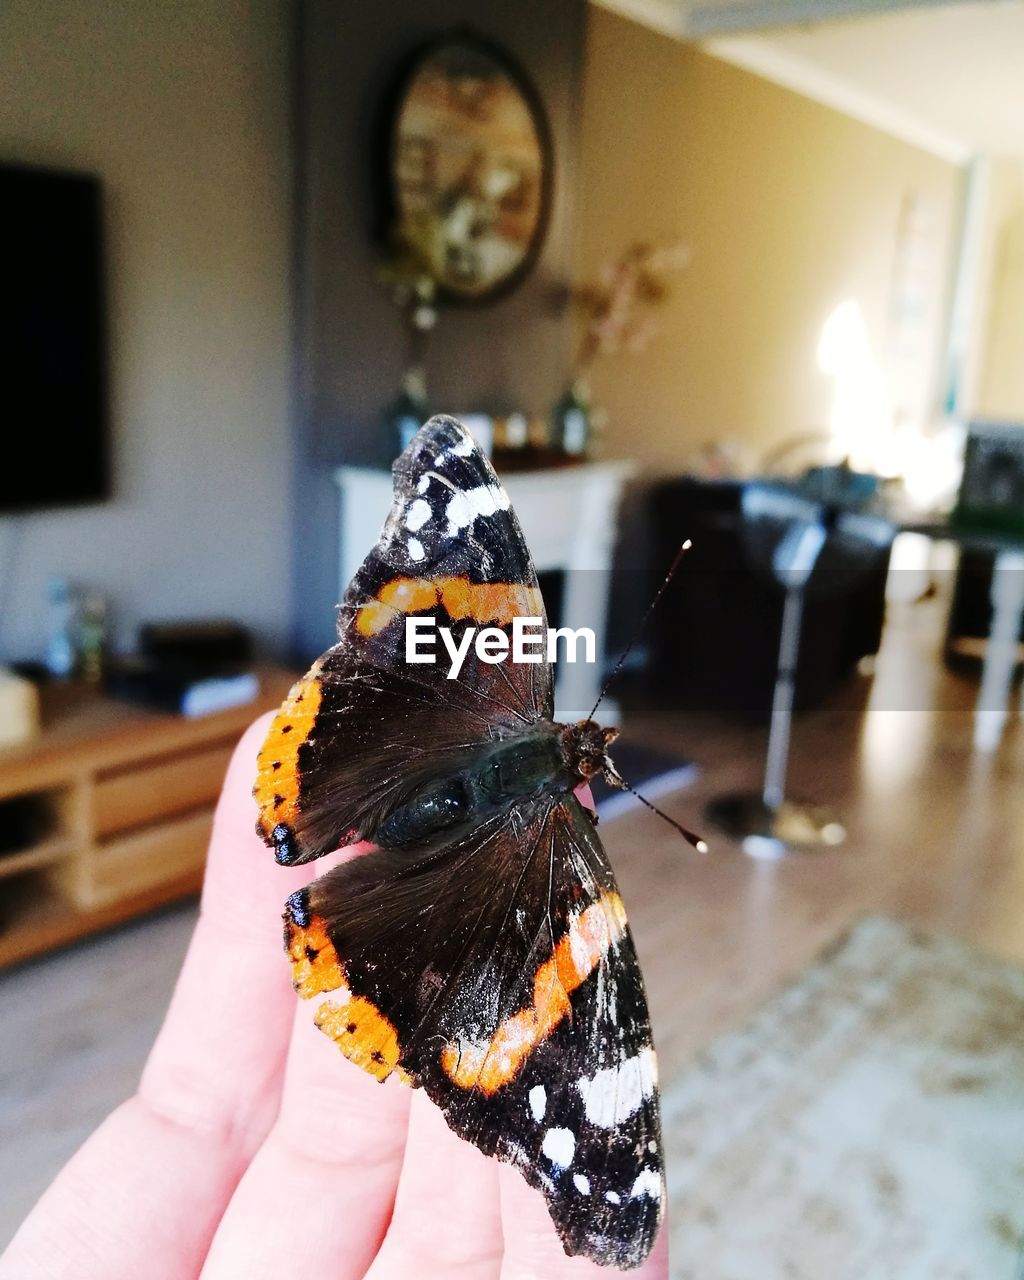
[384,30,554,305]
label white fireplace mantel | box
[334,462,636,719]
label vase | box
[387,365,429,454]
[552,377,593,458]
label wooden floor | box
[0,903,195,1247]
[1,589,1022,1250]
[611,590,1024,1087]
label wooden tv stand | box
[0,668,295,970]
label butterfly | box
[254,415,664,1269]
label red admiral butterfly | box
[254,415,665,1268]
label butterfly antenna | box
[586,540,693,721]
[632,785,709,853]
[603,758,708,853]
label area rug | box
[663,916,1024,1280]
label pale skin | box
[0,715,668,1279]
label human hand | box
[0,715,668,1279]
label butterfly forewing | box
[254,416,551,864]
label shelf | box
[89,807,214,906]
[0,866,202,971]
[0,667,297,801]
[0,836,75,881]
[0,666,297,969]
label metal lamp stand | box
[706,521,847,859]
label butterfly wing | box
[254,416,553,865]
[285,794,664,1269]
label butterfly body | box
[281,717,616,857]
[255,416,664,1269]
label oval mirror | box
[388,33,553,303]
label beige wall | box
[0,0,293,660]
[575,7,965,472]
[973,159,1024,421]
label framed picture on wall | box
[383,30,553,304]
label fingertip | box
[201,995,413,1280]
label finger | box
[365,1090,502,1280]
[139,713,314,1133]
[498,1163,669,1279]
[198,774,600,1276]
[0,714,308,1280]
[200,983,412,1280]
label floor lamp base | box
[705,792,847,859]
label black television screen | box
[1,162,109,513]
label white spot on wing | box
[576,1048,657,1128]
[407,538,425,562]
[541,1127,575,1170]
[417,475,430,494]
[450,433,474,456]
[406,498,431,532]
[629,1168,663,1200]
[605,1190,621,1205]
[444,484,509,535]
[573,1173,591,1195]
[529,1084,547,1122]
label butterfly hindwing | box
[254,416,552,865]
[284,790,663,1269]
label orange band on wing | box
[355,577,544,638]
[285,910,408,1084]
[440,579,543,626]
[285,913,345,999]
[440,892,628,1095]
[254,669,323,838]
[316,996,402,1082]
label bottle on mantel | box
[551,377,592,458]
[387,366,429,455]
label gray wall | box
[0,0,587,668]
[292,0,587,658]
[0,0,294,664]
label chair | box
[650,477,890,720]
